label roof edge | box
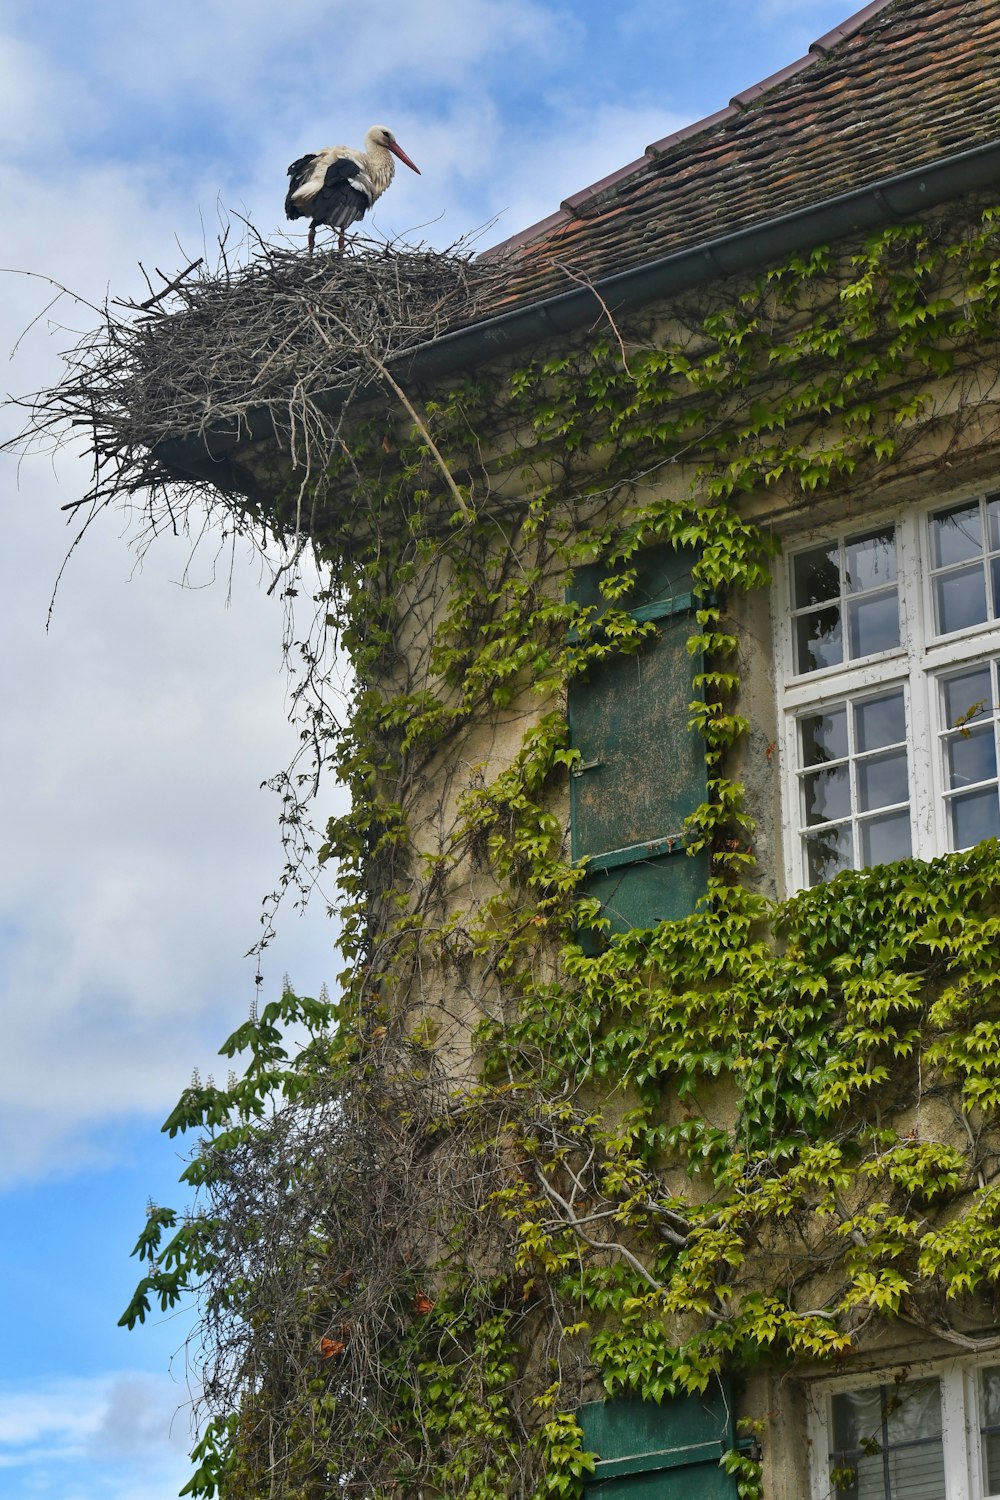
[397,137,1000,379]
[809,0,895,53]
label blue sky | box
[0,1,855,1495]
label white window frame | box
[776,487,1000,892]
[806,1354,1000,1500]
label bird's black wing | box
[285,153,318,220]
[308,158,373,230]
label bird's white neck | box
[366,144,395,197]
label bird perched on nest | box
[285,125,421,255]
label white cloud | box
[0,471,345,1181]
[0,1381,98,1450]
[0,1371,191,1453]
[0,33,49,151]
[0,0,562,183]
[0,1373,192,1499]
[0,0,679,258]
[87,1372,193,1459]
[481,100,691,242]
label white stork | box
[285,125,420,255]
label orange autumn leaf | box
[319,1337,346,1359]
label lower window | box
[938,658,1000,850]
[810,1360,1000,1499]
[797,687,912,885]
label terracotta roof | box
[481,0,1000,309]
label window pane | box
[991,556,1000,620]
[829,1382,945,1500]
[943,664,993,729]
[931,499,982,567]
[886,1443,946,1499]
[796,606,843,672]
[946,726,997,789]
[805,823,853,883]
[982,1366,1000,1426]
[981,1366,1000,1494]
[801,706,849,766]
[831,1389,883,1452]
[884,1380,942,1444]
[793,543,840,607]
[985,1431,1000,1498]
[860,810,912,865]
[857,751,908,812]
[951,786,1000,848]
[836,1451,881,1499]
[934,563,987,634]
[845,527,897,593]
[797,693,914,887]
[847,590,900,658]
[804,765,851,825]
[855,692,906,752]
[988,493,1000,552]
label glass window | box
[929,493,1000,636]
[791,527,899,674]
[938,659,1000,849]
[813,1361,1000,1499]
[784,495,1000,890]
[981,1366,1000,1497]
[828,1379,945,1500]
[797,689,911,884]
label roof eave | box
[401,137,1000,380]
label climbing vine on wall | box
[105,202,1000,1497]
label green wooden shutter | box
[579,1391,738,1498]
[567,546,709,936]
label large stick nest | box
[8,234,516,533]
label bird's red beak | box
[388,141,420,175]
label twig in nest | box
[307,308,474,522]
[114,257,205,314]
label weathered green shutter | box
[567,546,708,935]
[579,1391,738,1498]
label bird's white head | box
[365,125,421,175]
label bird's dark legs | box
[305,224,347,255]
